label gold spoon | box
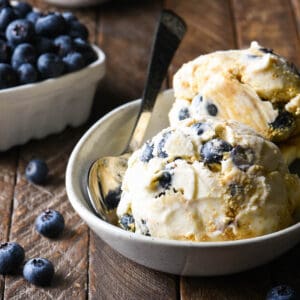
[87,10,187,223]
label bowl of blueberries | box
[0,0,106,151]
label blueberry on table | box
[34,36,54,55]
[6,19,34,46]
[63,52,84,73]
[25,159,49,184]
[23,258,54,286]
[0,7,16,31]
[0,242,25,275]
[37,53,65,79]
[14,2,32,18]
[201,138,233,164]
[26,11,42,24]
[17,63,38,84]
[35,209,65,238]
[11,43,36,69]
[68,20,88,40]
[35,14,67,38]
[54,35,74,57]
[266,284,297,300]
[0,63,18,88]
[0,39,11,63]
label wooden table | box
[1,0,300,299]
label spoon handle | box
[126,9,186,152]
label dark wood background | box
[1,0,300,299]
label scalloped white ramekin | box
[0,45,105,151]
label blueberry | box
[266,284,297,300]
[157,131,171,158]
[62,12,77,23]
[270,110,294,130]
[0,0,10,9]
[140,219,151,236]
[201,139,233,164]
[158,171,172,189]
[25,159,49,184]
[17,63,37,84]
[14,2,32,18]
[37,53,65,79]
[0,242,25,274]
[140,142,154,162]
[73,37,97,65]
[103,186,121,211]
[35,209,65,238]
[6,19,34,46]
[192,94,203,105]
[119,214,135,232]
[35,14,67,38]
[68,20,88,40]
[11,43,36,69]
[178,107,190,120]
[54,35,74,57]
[23,258,54,286]
[63,52,85,73]
[26,11,42,24]
[191,122,206,135]
[0,39,11,63]
[34,36,54,54]
[206,103,218,116]
[231,146,255,171]
[0,7,16,31]
[0,63,18,88]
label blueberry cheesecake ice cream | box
[169,42,300,142]
[117,117,300,241]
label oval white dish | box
[0,45,105,152]
[66,89,300,276]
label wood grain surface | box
[0,0,300,299]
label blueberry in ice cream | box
[169,42,300,142]
[117,117,300,241]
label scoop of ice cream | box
[117,117,300,242]
[169,42,300,142]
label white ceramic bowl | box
[66,89,300,276]
[0,45,105,151]
[43,0,108,7]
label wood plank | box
[0,150,18,299]
[165,0,237,79]
[291,0,300,43]
[91,0,164,120]
[89,1,178,299]
[4,128,90,300]
[90,237,177,300]
[233,0,300,65]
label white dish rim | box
[66,91,300,248]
